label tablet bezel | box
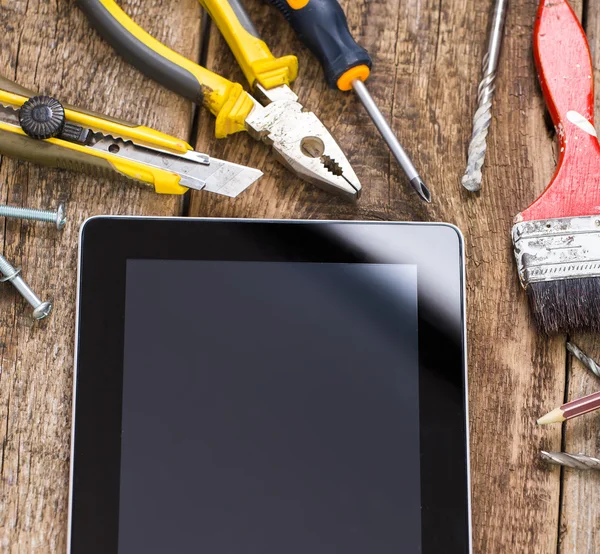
[69,217,471,554]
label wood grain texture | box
[559,333,600,553]
[426,1,573,551]
[0,0,201,550]
[558,3,600,552]
[0,0,597,551]
[189,0,578,552]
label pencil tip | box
[537,408,565,425]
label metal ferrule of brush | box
[512,216,600,286]
[512,216,600,332]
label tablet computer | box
[69,218,470,554]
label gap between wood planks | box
[557,2,600,553]
[582,0,590,31]
[556,340,571,554]
[182,9,213,217]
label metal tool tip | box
[540,451,565,467]
[56,203,66,230]
[409,177,432,203]
[202,162,263,198]
[461,174,482,192]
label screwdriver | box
[268,0,432,203]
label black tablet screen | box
[119,259,420,553]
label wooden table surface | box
[0,0,599,551]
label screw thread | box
[0,205,57,223]
[0,253,16,277]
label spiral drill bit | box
[462,0,509,192]
[541,451,600,471]
[567,342,600,378]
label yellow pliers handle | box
[78,0,256,137]
[198,0,298,90]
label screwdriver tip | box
[410,177,432,203]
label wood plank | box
[559,333,600,553]
[190,0,572,552]
[0,0,201,549]
[558,2,600,551]
[437,0,580,548]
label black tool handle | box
[78,0,211,106]
[267,0,372,90]
[224,0,262,37]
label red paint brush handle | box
[518,0,600,222]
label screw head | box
[56,203,66,230]
[32,301,52,320]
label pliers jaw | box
[246,85,361,201]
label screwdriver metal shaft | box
[352,80,431,203]
[264,0,431,203]
[541,451,600,471]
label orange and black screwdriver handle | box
[268,0,372,91]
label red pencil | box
[538,390,600,425]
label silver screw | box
[0,253,52,320]
[0,203,66,229]
[461,0,509,192]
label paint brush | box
[512,0,600,334]
[537,390,600,425]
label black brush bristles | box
[527,277,600,334]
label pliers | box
[77,0,362,201]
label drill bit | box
[541,451,600,471]
[462,0,509,192]
[567,342,600,378]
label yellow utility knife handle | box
[0,87,196,194]
[199,0,298,90]
[78,0,255,137]
[0,121,189,195]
